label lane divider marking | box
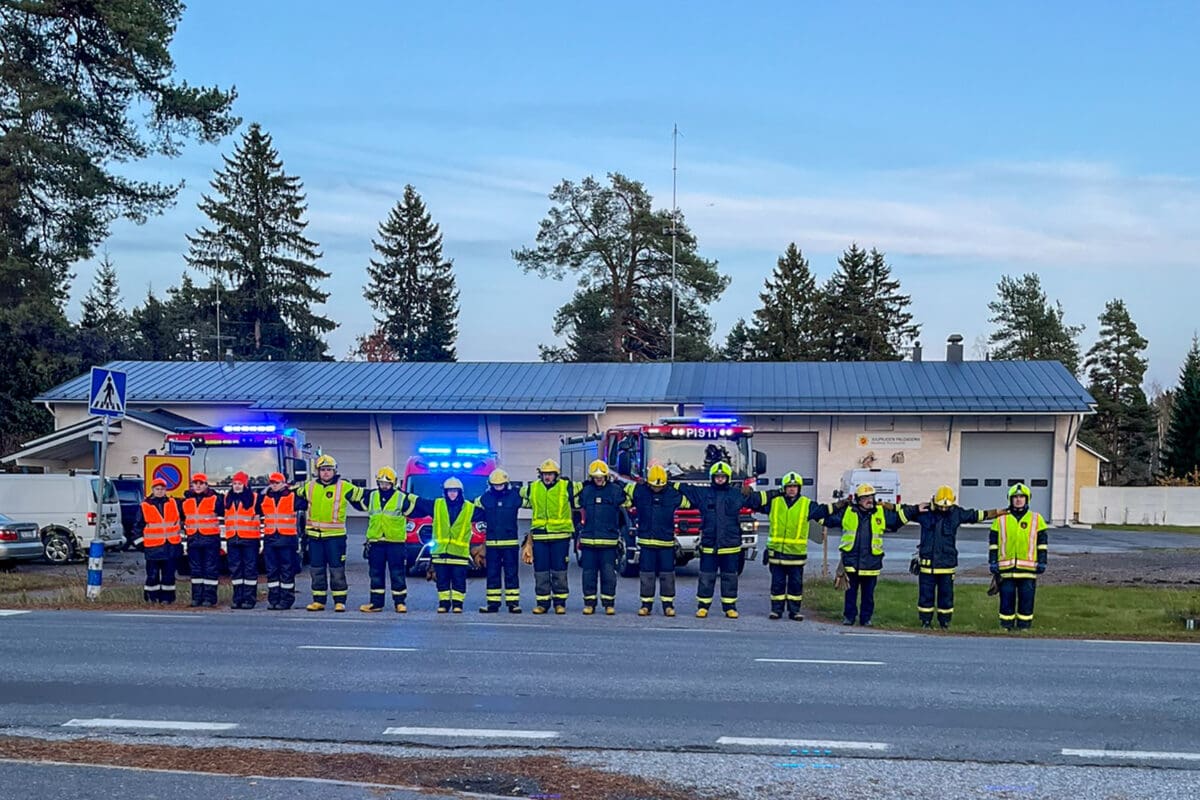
[755,658,885,666]
[383,726,559,739]
[717,736,888,751]
[62,718,238,731]
[1062,748,1200,761]
[297,645,417,652]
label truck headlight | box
[740,521,757,532]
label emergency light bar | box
[420,460,477,470]
[418,446,452,455]
[222,424,277,433]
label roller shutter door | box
[302,426,371,486]
[498,430,575,486]
[750,432,819,500]
[959,432,1053,519]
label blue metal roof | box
[36,360,1094,414]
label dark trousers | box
[639,546,676,608]
[227,539,259,607]
[309,535,348,607]
[264,535,298,609]
[769,563,805,615]
[367,541,408,608]
[999,578,1037,629]
[532,537,570,609]
[580,545,617,608]
[187,536,220,605]
[484,545,520,609]
[433,559,467,610]
[697,550,740,611]
[143,548,176,603]
[918,572,955,625]
[843,573,878,624]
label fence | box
[1077,486,1200,526]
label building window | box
[985,479,1002,487]
[961,478,979,487]
[1007,478,1025,486]
[1031,479,1049,487]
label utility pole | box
[670,123,679,362]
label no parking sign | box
[143,455,191,498]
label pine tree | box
[1163,337,1200,479]
[1079,299,1155,484]
[721,318,758,361]
[363,185,458,361]
[815,244,919,361]
[987,273,1084,374]
[79,252,130,363]
[164,273,222,361]
[186,123,334,360]
[752,243,821,360]
[130,288,178,360]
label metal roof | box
[36,360,1094,414]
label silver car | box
[0,513,43,564]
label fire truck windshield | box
[189,446,280,486]
[406,474,491,500]
[645,437,751,481]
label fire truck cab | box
[399,445,492,576]
[162,424,310,490]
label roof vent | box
[911,341,922,363]
[946,334,964,363]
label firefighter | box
[472,468,523,613]
[224,471,261,610]
[989,483,1048,631]
[132,477,183,603]
[520,459,581,614]
[181,473,224,607]
[574,460,630,615]
[625,464,691,617]
[357,466,414,613]
[396,477,476,612]
[298,454,364,612]
[901,485,1005,629]
[750,472,840,621]
[257,471,305,610]
[676,462,750,619]
[824,483,907,626]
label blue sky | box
[85,1,1200,386]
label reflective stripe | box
[182,495,221,536]
[767,496,810,555]
[261,492,297,536]
[140,501,182,547]
[997,513,1042,571]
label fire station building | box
[8,338,1094,524]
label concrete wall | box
[1074,448,1102,520]
[1079,487,1200,526]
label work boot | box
[394,603,406,613]
[190,600,203,608]
[921,620,933,629]
[479,605,498,614]
[841,618,854,626]
[860,619,873,627]
[452,607,462,614]
[663,605,676,617]
[360,604,382,613]
[582,605,595,615]
[532,606,548,615]
[507,604,522,614]
[789,613,804,622]
[769,611,782,620]
[437,606,448,614]
[696,608,708,619]
[554,605,566,615]
[333,603,346,613]
[306,602,325,612]
[939,621,951,630]
[725,609,739,619]
[605,606,615,616]
[638,606,651,617]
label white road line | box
[463,622,551,629]
[717,736,889,751]
[0,610,32,617]
[841,632,916,638]
[297,645,417,652]
[1082,639,1200,647]
[110,613,201,620]
[62,718,238,731]
[1062,748,1200,761]
[447,649,598,657]
[643,627,733,634]
[755,658,885,666]
[383,726,559,740]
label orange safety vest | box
[141,500,182,548]
[261,492,298,536]
[225,492,261,540]
[182,494,221,537]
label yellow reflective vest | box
[300,478,364,538]
[767,495,812,557]
[432,497,475,565]
[366,490,415,543]
[522,479,576,539]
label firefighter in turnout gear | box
[133,477,183,603]
[749,472,839,621]
[397,478,476,612]
[298,454,364,612]
[520,459,581,614]
[989,483,1048,630]
[356,467,415,613]
[625,464,691,617]
[825,483,907,626]
[901,485,1005,629]
[256,472,306,610]
[182,473,224,607]
[677,462,749,619]
[573,460,630,615]
[224,471,261,609]
[471,468,523,613]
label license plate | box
[19,528,37,540]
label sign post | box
[87,367,127,600]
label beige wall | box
[1074,448,1101,520]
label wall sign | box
[857,434,922,449]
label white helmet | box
[443,477,464,491]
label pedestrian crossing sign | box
[88,367,127,419]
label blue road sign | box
[88,367,127,419]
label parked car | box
[834,468,902,505]
[110,475,146,549]
[0,474,124,563]
[0,513,43,566]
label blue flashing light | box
[440,461,452,468]
[418,446,453,456]
[222,424,277,433]
[462,461,473,469]
[282,427,296,436]
[451,461,462,469]
[697,416,738,425]
[455,446,489,455]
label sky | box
[82,1,1200,387]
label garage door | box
[959,432,1053,519]
[751,432,819,500]
[393,419,480,471]
[302,427,371,486]
[499,430,573,486]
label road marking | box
[755,658,885,666]
[1082,639,1200,647]
[643,627,733,634]
[463,622,550,629]
[841,632,916,638]
[383,726,559,740]
[63,718,238,731]
[110,613,201,620]
[717,736,889,751]
[0,610,31,617]
[297,645,417,653]
[447,649,598,657]
[1062,748,1200,761]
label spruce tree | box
[130,288,178,360]
[186,123,334,360]
[815,244,919,361]
[165,273,221,361]
[79,253,130,363]
[721,318,758,361]
[752,243,821,360]
[987,273,1084,374]
[1163,337,1200,479]
[363,185,458,361]
[1079,299,1155,484]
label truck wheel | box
[42,531,75,564]
[736,550,747,575]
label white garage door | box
[498,430,571,487]
[959,432,1053,519]
[751,432,820,500]
[303,427,371,486]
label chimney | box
[911,341,922,363]
[946,334,964,363]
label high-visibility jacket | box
[432,497,475,565]
[472,486,523,547]
[626,482,690,548]
[182,492,221,537]
[521,479,577,539]
[139,499,182,548]
[366,488,415,543]
[990,510,1048,578]
[224,489,261,540]
[767,495,812,558]
[300,477,363,538]
[260,491,299,537]
[833,505,906,576]
[575,481,628,547]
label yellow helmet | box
[647,464,668,487]
[588,459,610,478]
[781,471,804,487]
[538,459,560,474]
[316,454,337,469]
[709,461,733,479]
[375,466,397,483]
[855,483,876,497]
[488,468,510,486]
[933,485,956,508]
[1008,483,1032,500]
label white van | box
[0,474,124,563]
[835,468,902,505]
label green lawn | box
[1091,523,1200,534]
[804,577,1200,639]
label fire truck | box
[162,424,311,489]
[399,445,492,576]
[560,417,766,577]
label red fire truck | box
[560,417,765,577]
[162,424,310,489]
[399,445,492,576]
